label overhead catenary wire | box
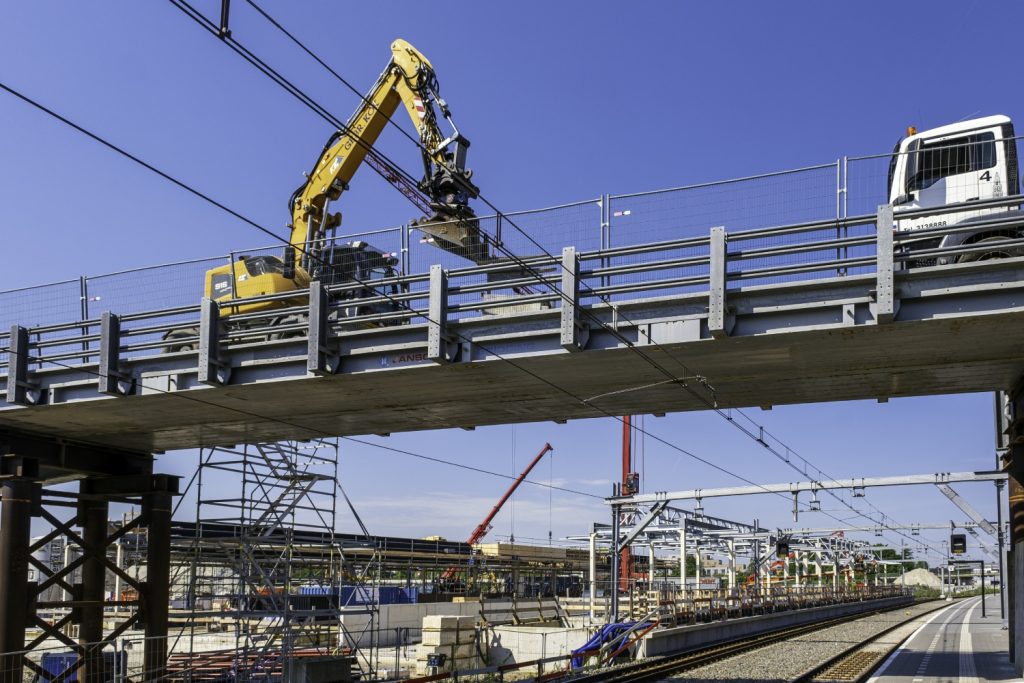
[0,81,738,503]
[0,62,941,557]
[0,60,937,561]
[186,0,935,555]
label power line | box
[1,59,935,555]
[340,437,601,499]
[0,82,753,496]
[0,79,787,509]
[195,2,937,552]
[165,0,718,410]
[191,1,930,552]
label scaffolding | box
[181,438,356,680]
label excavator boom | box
[290,38,486,273]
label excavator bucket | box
[413,210,491,264]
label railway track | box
[787,600,953,683]
[554,600,945,683]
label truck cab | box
[888,115,1020,262]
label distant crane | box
[441,442,553,583]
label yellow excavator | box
[177,39,488,341]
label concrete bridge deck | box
[0,203,1021,453]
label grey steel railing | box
[4,134,1024,396]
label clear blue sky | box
[2,1,1020,564]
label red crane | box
[441,442,553,582]
[619,417,638,591]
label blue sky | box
[1,1,1019,564]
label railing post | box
[98,312,125,395]
[198,298,229,385]
[401,225,410,275]
[560,247,588,352]
[308,281,339,376]
[708,226,731,339]
[427,265,451,363]
[874,205,897,324]
[5,325,37,406]
[598,193,606,286]
[79,276,91,362]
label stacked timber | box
[415,615,486,673]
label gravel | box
[661,600,945,682]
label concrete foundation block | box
[421,629,459,646]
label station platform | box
[868,595,1019,682]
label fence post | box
[401,225,410,275]
[708,226,731,339]
[874,204,897,324]
[600,195,610,288]
[79,276,91,362]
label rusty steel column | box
[1001,386,1024,672]
[143,486,172,682]
[0,478,37,683]
[78,496,109,683]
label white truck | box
[887,114,1021,263]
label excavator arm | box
[289,38,487,273]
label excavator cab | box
[204,255,310,316]
[312,241,403,324]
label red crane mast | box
[441,443,554,582]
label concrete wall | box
[339,602,478,648]
[639,595,913,658]
[485,626,592,672]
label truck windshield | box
[908,132,996,191]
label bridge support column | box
[78,496,109,683]
[0,435,174,682]
[0,472,39,683]
[999,385,1024,673]
[143,483,173,683]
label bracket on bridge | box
[427,266,459,363]
[98,312,132,396]
[308,282,341,376]
[198,298,231,386]
[873,204,899,324]
[708,226,734,338]
[5,325,41,406]
[560,246,589,351]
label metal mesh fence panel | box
[0,280,82,330]
[406,202,599,322]
[608,164,838,244]
[84,256,226,319]
[0,281,84,373]
[23,130,1024,351]
[846,154,891,218]
[602,165,840,300]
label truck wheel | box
[958,235,1021,262]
